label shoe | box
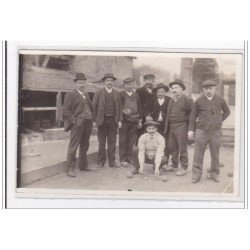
[80,167,98,171]
[67,169,76,177]
[192,177,200,183]
[97,163,105,170]
[206,173,220,182]
[131,168,139,175]
[176,168,187,176]
[120,161,129,167]
[167,163,179,172]
[109,162,120,168]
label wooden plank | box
[23,107,57,111]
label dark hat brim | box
[102,76,117,81]
[74,78,87,82]
[169,81,186,90]
[144,75,155,80]
[144,121,160,127]
[156,85,169,92]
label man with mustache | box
[136,74,156,141]
[119,78,143,167]
[164,79,193,176]
[92,73,123,169]
[62,73,94,177]
[188,80,230,183]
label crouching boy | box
[132,120,168,176]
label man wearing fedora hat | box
[164,79,193,176]
[132,120,168,176]
[188,80,230,183]
[136,74,157,142]
[92,73,123,169]
[146,83,171,162]
[119,78,143,167]
[62,73,94,177]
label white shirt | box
[206,96,213,101]
[105,87,113,94]
[77,89,86,99]
[126,91,133,97]
[157,98,164,106]
[157,98,164,121]
[138,132,165,169]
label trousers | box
[169,123,189,169]
[132,147,168,170]
[66,118,93,171]
[119,121,138,163]
[192,128,222,178]
[97,116,117,166]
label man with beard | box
[188,80,230,183]
[136,74,156,141]
[164,79,193,176]
[92,73,122,169]
[62,73,94,177]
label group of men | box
[62,71,230,184]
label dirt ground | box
[25,146,235,194]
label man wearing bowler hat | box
[92,73,123,169]
[62,73,94,177]
[188,80,230,183]
[119,78,143,167]
[164,79,193,176]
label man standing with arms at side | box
[164,79,193,176]
[136,74,156,141]
[188,80,230,183]
[119,78,143,167]
[62,73,94,177]
[92,73,122,169]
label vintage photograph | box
[16,49,243,199]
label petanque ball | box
[144,177,148,180]
[227,172,233,177]
[161,176,168,182]
[126,171,133,178]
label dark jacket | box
[163,94,193,134]
[189,95,230,132]
[120,90,143,122]
[136,86,156,118]
[147,96,171,122]
[62,89,93,132]
[92,88,123,126]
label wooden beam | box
[22,107,57,111]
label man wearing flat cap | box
[92,73,123,169]
[146,83,171,160]
[164,79,194,176]
[188,80,230,183]
[119,78,143,167]
[62,73,94,177]
[136,74,157,141]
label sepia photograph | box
[13,48,243,202]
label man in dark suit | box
[188,80,230,183]
[62,73,94,177]
[164,79,193,176]
[92,73,123,169]
[147,83,171,160]
[119,78,143,167]
[136,74,157,141]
